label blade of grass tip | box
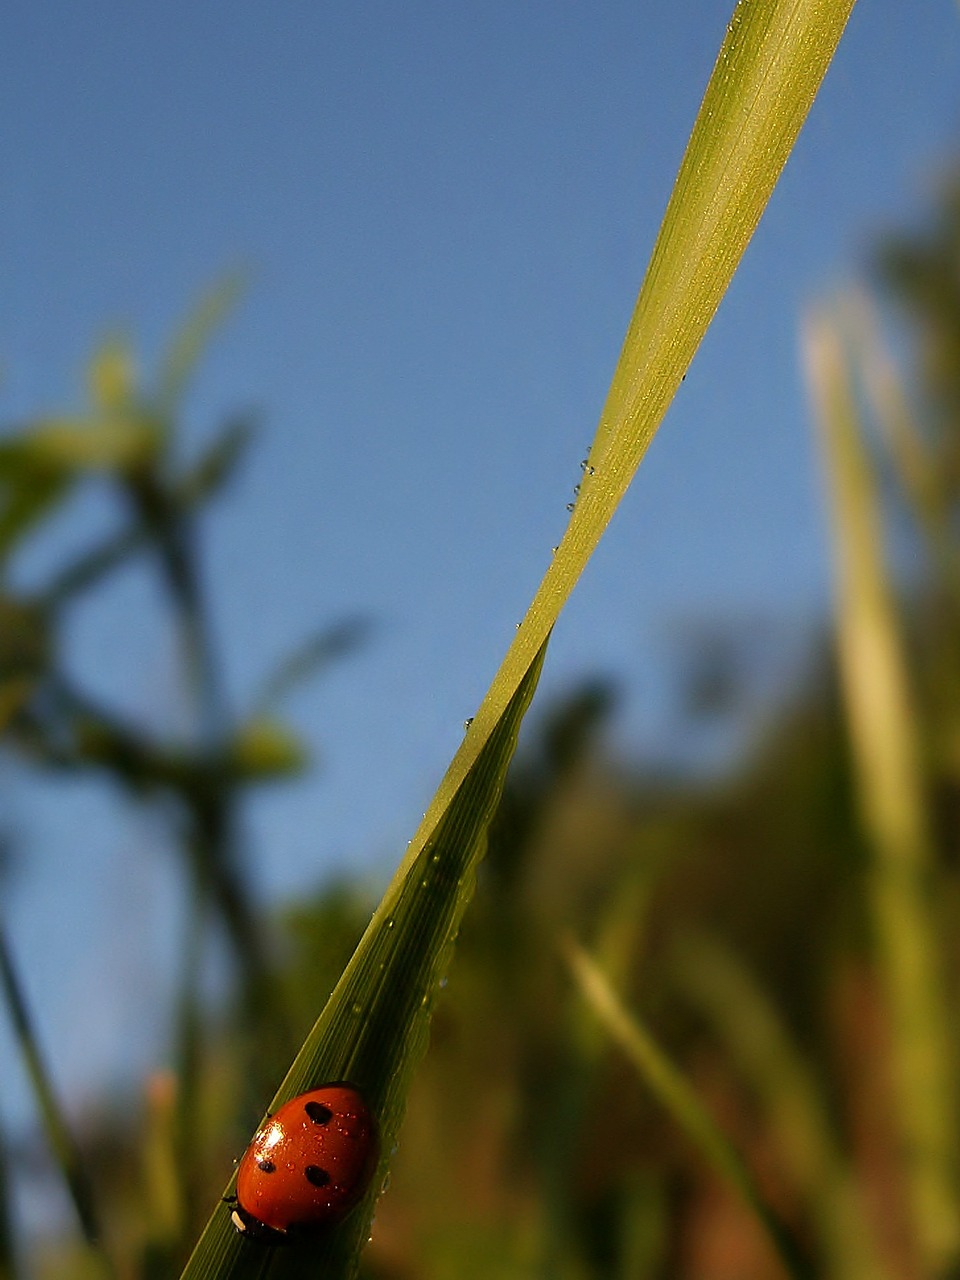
[845,292,960,768]
[539,853,665,1273]
[400,0,856,890]
[845,295,939,515]
[157,274,248,419]
[671,932,889,1280]
[0,924,116,1280]
[804,309,960,1275]
[563,937,814,1280]
[179,640,549,1280]
[250,618,373,716]
[847,292,960,614]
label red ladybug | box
[230,1084,378,1242]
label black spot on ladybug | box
[256,1158,276,1174]
[304,1165,331,1187]
[304,1101,333,1125]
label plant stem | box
[565,938,814,1280]
[0,923,116,1278]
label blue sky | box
[1,0,959,1171]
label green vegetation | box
[17,3,960,1278]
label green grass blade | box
[157,275,247,418]
[399,0,856,891]
[0,924,115,1279]
[181,5,856,1273]
[564,938,813,1280]
[179,640,549,1280]
[250,618,373,716]
[847,292,960,607]
[804,309,960,1274]
[0,1122,16,1280]
[671,932,889,1280]
[537,854,664,1272]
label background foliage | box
[5,69,960,1280]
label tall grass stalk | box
[0,924,115,1279]
[564,938,813,1280]
[847,294,960,731]
[396,0,857,886]
[540,849,665,1271]
[848,293,960,604]
[181,2,857,1274]
[804,309,960,1275]
[672,932,887,1280]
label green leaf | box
[179,639,548,1280]
[158,275,247,417]
[671,932,889,1280]
[394,0,856,906]
[228,719,307,781]
[804,307,960,1274]
[564,938,812,1280]
[0,596,50,683]
[88,338,136,415]
[846,292,960,607]
[175,419,255,510]
[250,618,372,715]
[28,416,158,472]
[0,442,70,558]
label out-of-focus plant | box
[0,287,369,1277]
[806,303,959,1277]
[565,938,813,1280]
[0,926,110,1276]
[671,932,888,1280]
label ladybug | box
[229,1084,379,1242]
